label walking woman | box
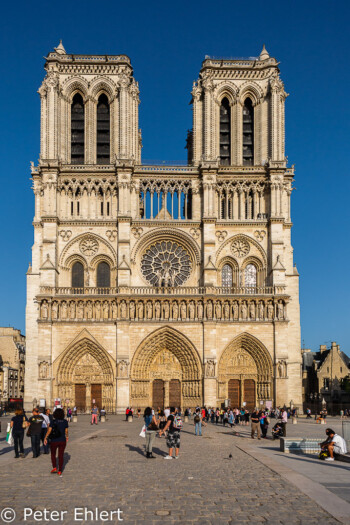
[144,407,159,458]
[10,408,27,458]
[44,407,68,476]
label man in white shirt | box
[164,407,170,418]
[321,428,347,461]
[41,410,51,454]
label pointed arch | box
[131,326,202,381]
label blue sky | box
[0,0,349,353]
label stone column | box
[164,381,170,408]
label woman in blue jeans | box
[194,409,202,436]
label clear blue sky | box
[0,0,349,353]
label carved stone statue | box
[155,301,161,320]
[277,301,284,320]
[233,301,239,320]
[197,301,203,320]
[41,301,48,320]
[206,359,215,377]
[129,301,135,320]
[77,301,84,320]
[120,301,126,320]
[172,301,178,320]
[51,302,58,320]
[249,302,256,320]
[118,360,128,378]
[61,301,68,320]
[259,302,265,320]
[267,302,274,320]
[95,301,101,320]
[278,360,286,378]
[215,301,222,320]
[85,301,92,320]
[206,301,213,320]
[241,301,247,320]
[189,301,195,320]
[224,302,230,320]
[39,362,48,379]
[180,301,187,320]
[103,301,109,320]
[163,301,170,320]
[147,301,153,320]
[138,301,144,320]
[70,301,76,320]
[112,301,118,320]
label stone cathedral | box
[24,42,302,413]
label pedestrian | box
[27,408,44,458]
[280,408,288,437]
[66,407,72,422]
[306,408,312,419]
[194,408,202,436]
[91,404,99,425]
[10,408,27,458]
[99,406,106,421]
[159,407,182,459]
[215,408,220,425]
[260,411,269,438]
[41,409,51,454]
[244,409,250,426]
[44,407,69,476]
[158,410,166,433]
[251,408,261,440]
[144,407,159,458]
[228,410,234,428]
[137,408,141,419]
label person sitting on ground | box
[320,428,347,461]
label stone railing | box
[39,285,286,297]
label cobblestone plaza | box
[1,417,349,524]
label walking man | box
[280,408,288,437]
[27,408,44,458]
[251,408,261,440]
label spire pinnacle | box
[54,40,66,55]
[259,44,270,61]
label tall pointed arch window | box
[222,264,233,287]
[97,94,110,164]
[97,262,111,288]
[245,264,257,289]
[220,98,231,165]
[72,261,84,288]
[71,94,85,164]
[243,98,254,165]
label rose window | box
[141,241,191,286]
[231,238,250,258]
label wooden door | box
[243,379,255,410]
[75,384,86,412]
[152,380,164,409]
[91,384,102,409]
[228,379,241,408]
[169,379,181,409]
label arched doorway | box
[55,336,116,413]
[130,327,202,409]
[218,333,273,409]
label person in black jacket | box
[10,408,28,458]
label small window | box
[245,264,257,288]
[243,98,254,166]
[222,264,233,287]
[72,261,84,288]
[340,367,342,373]
[220,98,231,165]
[97,262,110,288]
[101,202,104,215]
[71,93,85,164]
[71,202,74,216]
[77,202,80,216]
[97,94,110,164]
[107,202,110,216]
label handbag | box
[147,421,158,431]
[139,425,146,438]
[6,424,14,446]
[26,426,32,437]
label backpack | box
[194,414,201,423]
[173,415,183,429]
[50,421,62,440]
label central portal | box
[130,327,202,409]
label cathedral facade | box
[24,42,302,412]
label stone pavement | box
[0,415,347,524]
